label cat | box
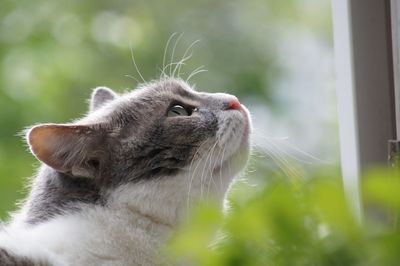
[0,77,251,265]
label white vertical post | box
[331,0,363,222]
[391,0,400,137]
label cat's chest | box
[8,206,171,266]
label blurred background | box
[0,0,336,219]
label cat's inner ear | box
[90,87,118,112]
[27,124,105,178]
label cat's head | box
[27,78,251,220]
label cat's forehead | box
[134,78,197,99]
[117,79,202,110]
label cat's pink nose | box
[227,98,242,110]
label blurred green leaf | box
[166,168,400,265]
[363,168,400,209]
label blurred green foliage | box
[166,168,400,266]
[0,0,332,219]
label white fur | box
[0,167,236,265]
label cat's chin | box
[214,107,251,178]
[213,135,250,179]
[213,144,249,176]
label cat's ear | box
[27,124,105,178]
[90,87,118,112]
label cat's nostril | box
[227,99,242,111]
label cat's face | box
[28,78,251,207]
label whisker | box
[186,139,210,211]
[172,53,192,78]
[271,155,301,183]
[209,144,224,194]
[219,144,227,192]
[161,62,177,77]
[207,143,226,193]
[186,67,207,83]
[261,137,312,165]
[159,67,168,80]
[254,135,311,164]
[263,149,294,179]
[210,142,226,196]
[129,44,146,83]
[162,32,177,79]
[266,143,302,182]
[124,74,140,84]
[254,133,327,164]
[254,143,298,182]
[176,39,201,77]
[169,32,184,77]
[206,142,222,199]
[279,140,328,164]
[200,141,218,200]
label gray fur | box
[22,78,235,225]
[25,168,101,225]
[0,247,45,266]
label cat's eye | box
[167,105,190,117]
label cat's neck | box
[104,175,191,228]
[12,166,101,225]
